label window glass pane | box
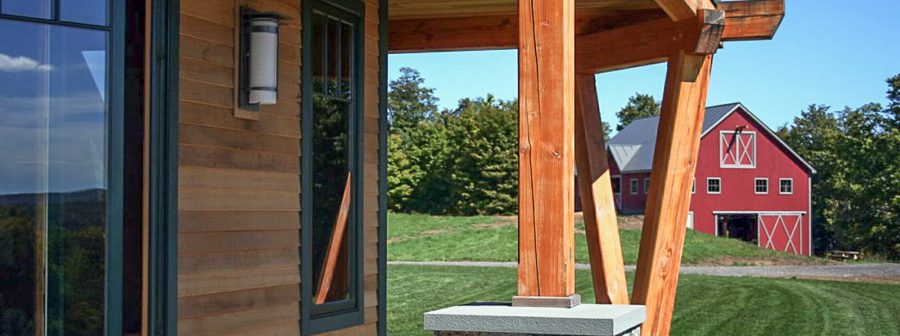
[755,179,767,193]
[60,0,109,26]
[0,19,108,335]
[327,18,339,97]
[311,13,325,94]
[339,22,352,99]
[1,0,52,19]
[311,14,354,308]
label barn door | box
[758,214,803,255]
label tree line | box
[387,67,898,259]
[776,74,899,258]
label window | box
[0,2,129,334]
[630,178,639,195]
[720,131,757,168]
[644,177,650,194]
[611,176,621,194]
[780,178,794,194]
[707,178,722,194]
[755,178,768,194]
[302,0,365,333]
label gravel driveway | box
[388,261,900,282]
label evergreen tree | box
[616,93,660,131]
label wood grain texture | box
[720,0,785,41]
[517,0,576,298]
[631,51,712,336]
[573,74,628,305]
[388,9,667,53]
[389,0,658,20]
[177,0,305,334]
[653,0,714,21]
[575,18,676,74]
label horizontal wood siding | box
[178,0,382,334]
[178,0,302,334]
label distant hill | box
[0,188,106,205]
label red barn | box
[587,103,815,255]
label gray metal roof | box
[606,103,814,174]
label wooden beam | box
[631,51,713,336]
[575,8,724,74]
[517,0,576,298]
[574,74,629,305]
[388,9,669,53]
[389,3,774,54]
[575,18,675,74]
[388,15,517,53]
[720,0,785,41]
[654,0,715,21]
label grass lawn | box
[388,213,820,265]
[388,265,900,336]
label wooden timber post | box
[516,0,577,300]
[574,74,629,304]
[631,9,723,336]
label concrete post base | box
[424,303,645,336]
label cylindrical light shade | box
[248,17,279,105]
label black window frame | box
[300,0,365,333]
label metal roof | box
[606,103,816,174]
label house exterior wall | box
[690,108,812,255]
[177,0,383,334]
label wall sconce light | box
[240,8,282,110]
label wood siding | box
[177,0,382,334]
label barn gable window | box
[644,177,650,194]
[755,178,768,194]
[707,177,721,194]
[612,176,621,195]
[779,178,794,194]
[719,130,756,168]
[630,178,639,195]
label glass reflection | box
[0,19,108,336]
[1,0,52,19]
[60,0,109,26]
[310,11,354,306]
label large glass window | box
[0,4,113,335]
[302,0,364,332]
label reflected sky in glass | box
[0,19,108,195]
[61,0,109,25]
[1,0,52,19]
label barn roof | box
[607,103,816,174]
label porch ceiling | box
[388,0,660,20]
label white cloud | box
[0,53,53,72]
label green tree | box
[780,74,900,259]
[444,95,519,215]
[388,67,439,132]
[616,93,660,131]
[386,68,444,212]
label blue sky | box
[388,1,900,133]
